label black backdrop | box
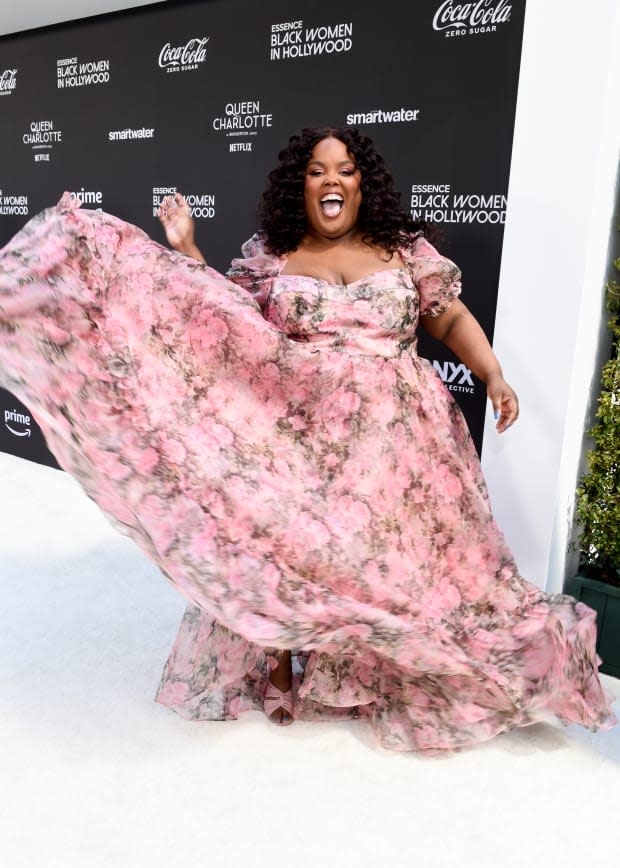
[0,0,526,468]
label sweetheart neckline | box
[275,266,411,288]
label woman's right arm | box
[157,193,206,264]
[158,198,275,314]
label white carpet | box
[1,450,618,868]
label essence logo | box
[433,361,475,394]
[158,37,210,72]
[269,21,352,60]
[0,68,17,96]
[56,56,110,88]
[410,184,507,225]
[152,187,215,219]
[432,0,512,36]
[4,408,31,438]
[0,190,29,216]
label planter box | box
[566,574,620,678]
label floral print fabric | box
[0,196,615,751]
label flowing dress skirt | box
[0,196,615,751]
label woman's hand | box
[486,371,519,433]
[157,193,206,263]
[422,301,519,434]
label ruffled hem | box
[155,599,617,752]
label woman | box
[152,126,612,743]
[156,129,522,729]
[0,127,615,751]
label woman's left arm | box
[421,299,519,433]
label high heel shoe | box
[263,681,294,726]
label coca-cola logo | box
[0,68,17,95]
[158,37,210,71]
[433,0,512,31]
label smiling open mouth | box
[320,194,344,217]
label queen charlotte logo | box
[212,100,273,152]
[0,68,17,96]
[158,37,210,73]
[22,119,63,163]
[432,0,512,37]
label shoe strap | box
[264,684,294,717]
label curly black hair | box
[257,126,434,256]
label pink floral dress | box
[0,195,615,751]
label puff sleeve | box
[226,232,284,310]
[400,235,462,317]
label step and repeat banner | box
[0,0,525,468]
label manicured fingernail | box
[494,411,499,420]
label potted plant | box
[566,252,620,676]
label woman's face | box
[303,137,362,240]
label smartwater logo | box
[108,127,154,142]
[346,107,420,125]
[433,0,511,36]
[158,37,210,72]
[0,68,17,96]
[4,408,31,438]
[433,360,475,394]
